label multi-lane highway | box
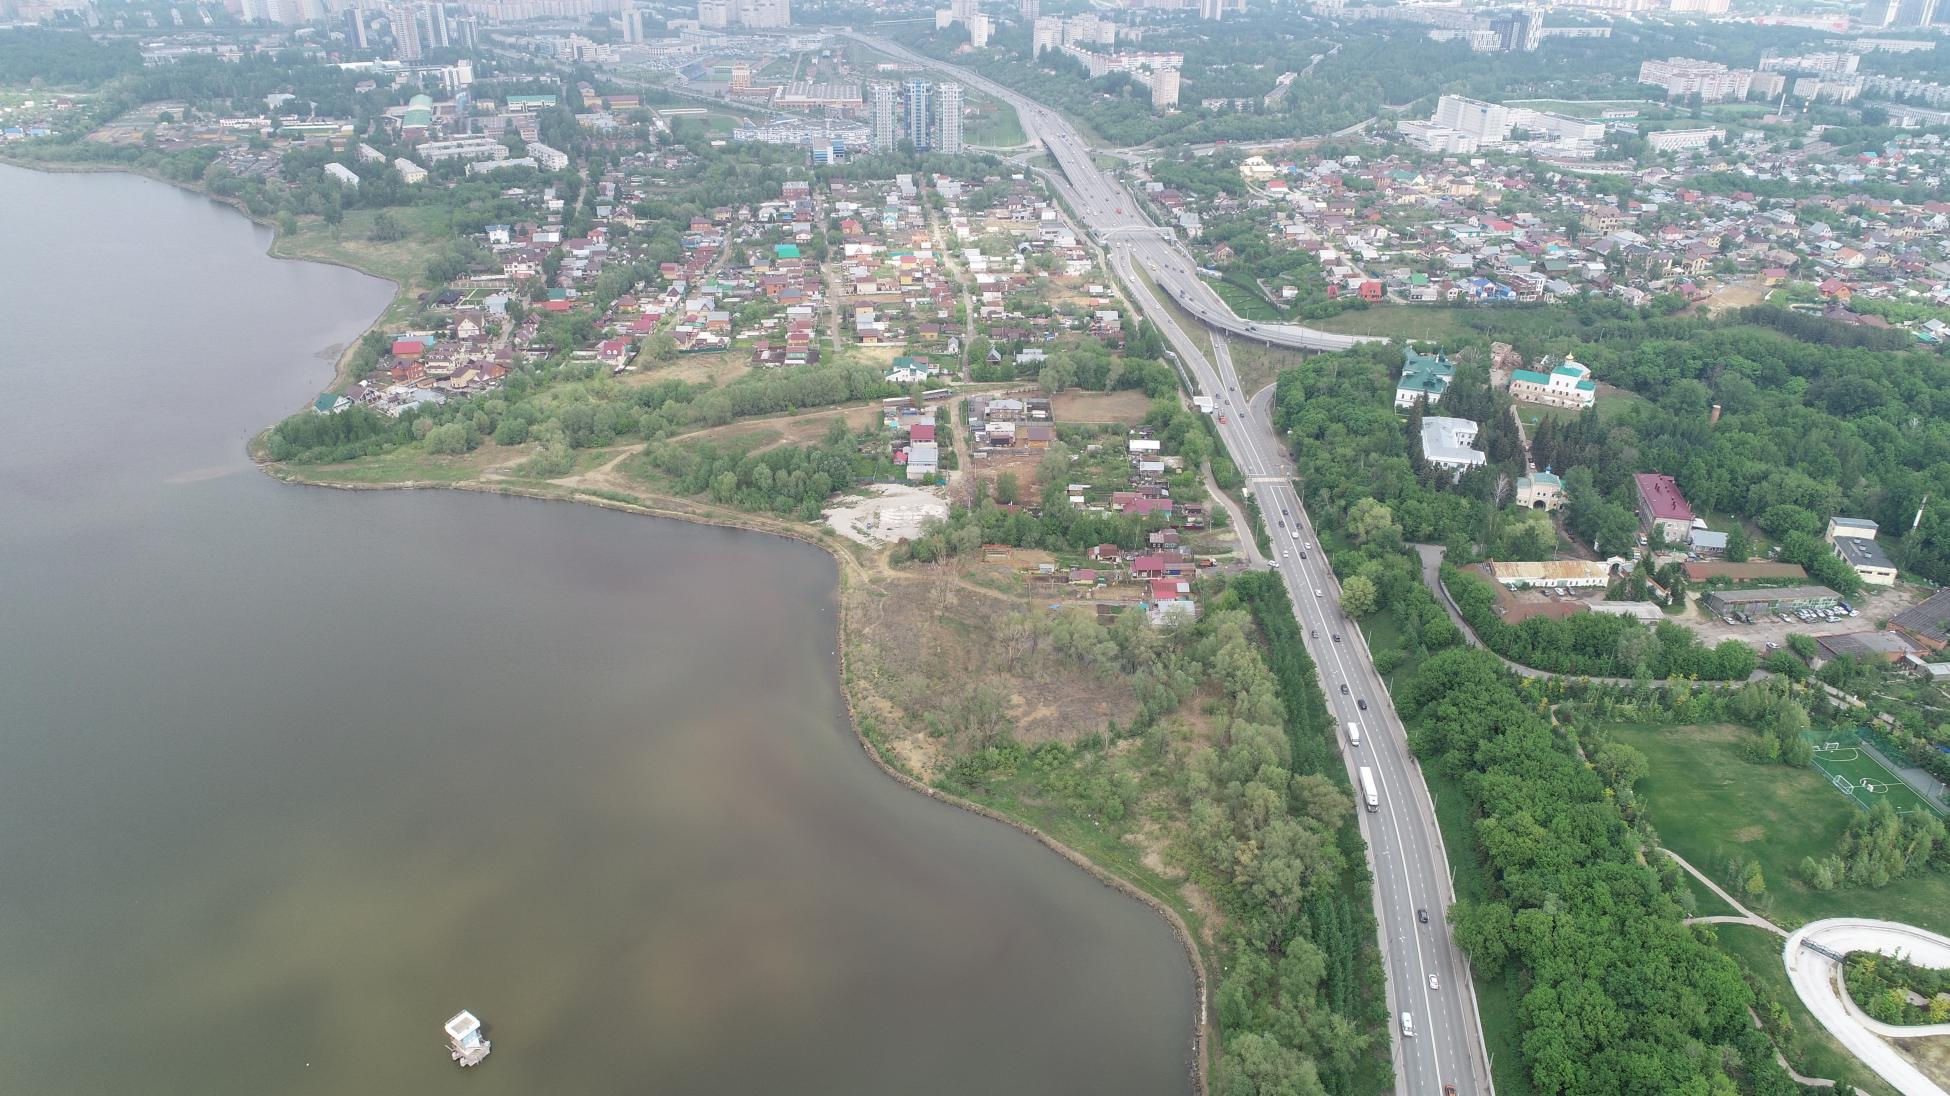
[841,31,1491,1095]
[841,32,1377,355]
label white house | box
[1420,416,1485,478]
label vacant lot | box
[1052,389,1153,424]
[626,350,747,388]
[1312,304,1470,344]
[672,403,882,454]
[1614,722,1950,936]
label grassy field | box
[967,97,1026,146]
[1614,723,1950,936]
[1710,922,1899,1096]
[1209,278,1287,323]
[272,204,449,286]
[1312,305,1469,344]
[1224,338,1309,401]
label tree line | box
[1406,647,1803,1095]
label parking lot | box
[1682,583,1926,649]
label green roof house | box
[1509,356,1596,410]
[1394,347,1454,409]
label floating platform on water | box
[445,1010,491,1067]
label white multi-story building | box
[1637,58,1753,102]
[868,82,897,153]
[1032,15,1062,56]
[621,8,648,42]
[738,0,790,28]
[1150,66,1179,111]
[389,2,423,61]
[1397,120,1478,155]
[1646,126,1725,152]
[467,157,537,175]
[967,12,991,48]
[905,78,932,150]
[419,136,509,162]
[325,162,361,188]
[395,157,428,184]
[697,0,730,28]
[525,141,569,170]
[1432,94,1512,146]
[936,82,964,154]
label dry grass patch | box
[1052,389,1154,424]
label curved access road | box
[838,31,1381,355]
[1784,918,1950,1096]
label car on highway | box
[1291,530,1299,539]
[1314,589,1323,597]
[1268,558,1279,568]
[1357,698,1368,710]
[1278,519,1285,528]
[1310,629,1318,639]
[1218,414,1227,424]
[1339,683,1348,694]
[1429,974,1439,990]
[1417,908,1429,924]
[1332,633,1341,643]
[1401,1012,1415,1038]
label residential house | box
[1634,473,1694,546]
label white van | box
[1401,1011,1415,1038]
[1346,722,1361,748]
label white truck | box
[1358,766,1378,812]
[1345,722,1361,748]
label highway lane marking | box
[1265,481,1450,1090]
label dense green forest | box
[0,28,139,85]
[1407,647,1802,1095]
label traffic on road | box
[844,32,1491,1094]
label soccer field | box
[1808,735,1940,816]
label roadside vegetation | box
[1405,647,1806,1095]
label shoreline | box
[8,150,1210,1090]
[266,464,1214,1092]
[0,155,407,395]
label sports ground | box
[1808,734,1941,816]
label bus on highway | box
[1358,767,1378,811]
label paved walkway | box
[1785,919,1950,1096]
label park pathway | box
[1663,847,1785,937]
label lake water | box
[0,164,1193,1094]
